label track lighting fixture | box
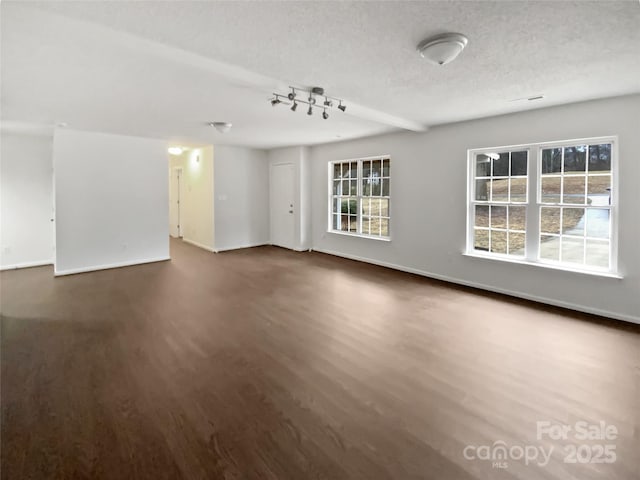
[269,86,346,120]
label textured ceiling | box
[2,1,639,148]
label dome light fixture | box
[209,122,232,134]
[269,86,346,120]
[168,146,183,155]
[417,32,468,66]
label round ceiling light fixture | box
[209,122,232,134]
[168,146,183,155]
[417,32,468,65]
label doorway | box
[270,163,295,249]
[169,167,183,238]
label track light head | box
[291,102,298,112]
[308,96,316,105]
[323,98,333,107]
[287,89,296,101]
[307,106,313,116]
[322,110,329,120]
[271,97,281,106]
[338,101,346,112]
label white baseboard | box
[54,256,170,276]
[214,242,269,253]
[182,238,216,253]
[312,247,640,325]
[1,259,53,271]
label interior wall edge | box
[54,256,170,277]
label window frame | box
[327,155,391,240]
[466,136,619,276]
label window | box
[329,157,390,238]
[467,137,617,274]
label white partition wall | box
[53,129,169,275]
[0,132,54,269]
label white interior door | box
[270,163,295,249]
[169,167,183,238]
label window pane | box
[342,179,349,194]
[585,209,610,239]
[508,232,525,256]
[588,144,611,173]
[491,231,507,254]
[562,175,586,204]
[475,155,491,177]
[541,148,562,174]
[493,153,509,176]
[361,217,371,235]
[475,179,489,201]
[490,179,509,202]
[563,207,584,235]
[348,162,357,178]
[541,207,561,234]
[540,235,559,261]
[381,178,389,196]
[474,229,489,251]
[585,239,609,268]
[380,218,389,237]
[475,205,489,228]
[350,215,358,232]
[372,160,382,178]
[363,160,371,178]
[541,176,561,203]
[511,151,528,176]
[509,178,527,203]
[332,198,339,213]
[332,180,341,195]
[508,206,526,231]
[369,217,381,236]
[587,175,611,205]
[383,159,390,176]
[372,179,381,196]
[563,146,586,172]
[362,179,371,197]
[561,237,584,264]
[490,206,507,229]
[379,198,389,217]
[350,180,357,195]
[361,198,371,216]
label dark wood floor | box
[1,239,639,480]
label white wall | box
[267,146,311,251]
[214,145,269,252]
[53,129,169,275]
[0,132,54,269]
[310,95,640,324]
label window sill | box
[328,230,391,242]
[463,251,623,279]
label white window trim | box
[327,155,391,240]
[466,136,619,277]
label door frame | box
[170,166,183,238]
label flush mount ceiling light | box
[209,122,232,134]
[417,32,468,65]
[168,146,183,155]
[270,86,345,120]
